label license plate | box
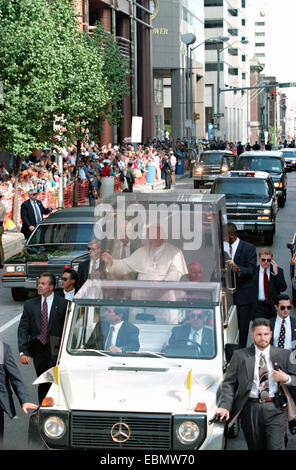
[235,223,244,230]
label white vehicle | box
[28,192,239,451]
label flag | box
[186,369,192,392]
[33,366,59,385]
[292,251,296,263]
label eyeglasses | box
[279,305,292,311]
[62,277,71,281]
[190,313,204,320]
[261,258,272,262]
[88,247,97,251]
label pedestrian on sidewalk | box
[0,193,6,268]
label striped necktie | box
[39,298,48,345]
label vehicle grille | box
[27,264,66,278]
[202,166,221,175]
[227,206,262,221]
[70,412,172,450]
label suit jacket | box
[254,265,287,312]
[233,239,257,305]
[77,256,106,286]
[0,341,30,419]
[20,198,51,239]
[166,324,214,356]
[17,294,68,365]
[270,315,296,348]
[220,345,296,427]
[87,320,140,352]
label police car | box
[210,171,278,245]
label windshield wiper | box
[126,351,165,358]
[72,348,111,356]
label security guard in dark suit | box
[0,339,37,443]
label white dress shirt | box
[188,327,203,345]
[89,259,100,273]
[41,293,54,321]
[258,265,270,301]
[30,199,42,224]
[224,237,240,260]
[63,289,75,302]
[105,321,123,348]
[249,345,278,398]
[120,241,131,258]
[273,315,292,351]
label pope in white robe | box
[102,224,188,302]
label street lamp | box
[189,36,229,140]
[181,33,197,146]
[213,38,249,139]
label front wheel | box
[193,180,200,189]
[263,231,274,246]
[11,287,28,302]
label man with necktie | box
[225,223,257,348]
[20,189,53,239]
[254,248,287,320]
[17,273,68,403]
[78,239,105,286]
[215,318,296,450]
[270,294,296,435]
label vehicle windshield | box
[28,223,93,251]
[198,153,224,165]
[282,150,296,158]
[212,178,269,197]
[236,157,282,173]
[67,301,216,360]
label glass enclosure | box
[27,223,93,252]
[67,298,217,360]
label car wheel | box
[11,287,28,302]
[278,196,286,208]
[193,180,200,189]
[263,232,274,246]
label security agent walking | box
[0,192,6,268]
[18,273,68,404]
[225,223,257,348]
[20,189,52,240]
[216,318,296,450]
[0,339,37,444]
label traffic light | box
[271,89,276,100]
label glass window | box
[28,223,93,249]
[68,304,216,359]
[236,157,282,173]
[199,153,225,164]
[211,178,269,197]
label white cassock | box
[106,242,188,302]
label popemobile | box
[28,191,240,451]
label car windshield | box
[28,223,93,250]
[67,302,216,360]
[236,157,282,173]
[212,178,269,197]
[198,153,224,165]
[282,150,296,158]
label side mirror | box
[225,343,239,363]
[287,242,293,250]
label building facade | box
[151,0,205,141]
[204,0,250,143]
[75,0,153,145]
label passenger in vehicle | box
[163,309,214,357]
[86,307,140,353]
[186,262,203,282]
[102,224,188,300]
[78,239,105,286]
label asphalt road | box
[1,170,296,451]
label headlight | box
[221,165,229,172]
[4,265,25,274]
[5,266,16,273]
[16,265,26,273]
[44,416,66,439]
[262,209,271,215]
[176,421,200,445]
[274,182,279,188]
[194,166,203,175]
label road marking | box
[0,314,22,333]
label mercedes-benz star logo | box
[110,422,131,443]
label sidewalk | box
[2,171,191,261]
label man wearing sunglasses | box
[270,294,296,436]
[164,309,214,357]
[20,189,52,240]
[254,248,287,320]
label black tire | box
[11,287,28,302]
[193,180,200,189]
[263,231,274,246]
[278,196,286,208]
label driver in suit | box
[164,309,214,356]
[86,306,140,353]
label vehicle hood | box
[59,365,221,413]
[6,249,87,264]
[226,196,270,204]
